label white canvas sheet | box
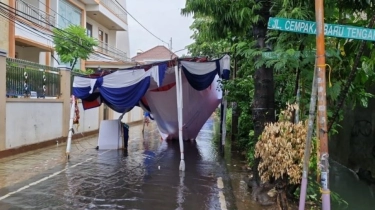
[145,73,222,140]
[97,120,122,149]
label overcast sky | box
[126,0,194,57]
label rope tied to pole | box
[320,188,331,194]
[315,64,333,87]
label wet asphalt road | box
[0,118,236,210]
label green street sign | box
[268,17,375,41]
[263,51,302,59]
[262,50,336,59]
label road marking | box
[0,150,112,200]
[217,177,227,210]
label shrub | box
[255,103,310,184]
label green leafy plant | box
[294,177,348,209]
[183,0,375,207]
[53,25,98,70]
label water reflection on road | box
[330,160,375,210]
[0,118,235,210]
[0,118,374,209]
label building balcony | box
[94,39,129,62]
[99,0,128,23]
[85,52,135,69]
[14,0,54,55]
[15,0,56,31]
[85,0,128,31]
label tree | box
[184,0,375,208]
[187,17,231,58]
[52,25,98,70]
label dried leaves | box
[255,103,311,185]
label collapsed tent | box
[71,55,230,170]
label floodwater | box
[0,117,373,210]
[0,118,237,210]
[330,160,375,210]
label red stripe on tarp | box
[150,82,176,92]
[141,97,149,107]
[82,98,101,110]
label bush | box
[255,104,310,184]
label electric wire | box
[36,0,132,61]
[0,2,132,65]
[113,0,169,46]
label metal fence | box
[95,39,129,62]
[6,58,61,98]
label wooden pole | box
[314,0,331,209]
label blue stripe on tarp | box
[73,76,151,113]
[182,60,220,91]
[158,63,168,86]
[73,86,92,99]
[99,76,151,113]
[222,69,230,80]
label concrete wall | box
[115,0,129,56]
[15,23,53,48]
[5,101,63,149]
[330,90,375,176]
[116,30,130,58]
[15,45,44,63]
[112,107,144,124]
[3,98,142,150]
[77,102,100,133]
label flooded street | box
[0,118,374,210]
[0,118,236,210]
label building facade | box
[9,0,133,70]
[0,0,142,154]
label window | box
[98,30,103,41]
[58,0,81,28]
[57,0,82,69]
[104,33,108,53]
[86,23,92,37]
[98,30,104,53]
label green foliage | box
[53,25,98,69]
[225,108,232,134]
[294,177,348,209]
[186,17,231,58]
[72,68,95,75]
[184,0,375,205]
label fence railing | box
[100,0,128,23]
[15,0,56,30]
[95,39,129,62]
[6,58,61,99]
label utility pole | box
[170,37,173,58]
[315,0,331,209]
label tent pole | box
[178,64,185,171]
[175,64,185,171]
[66,95,76,160]
[118,112,125,149]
